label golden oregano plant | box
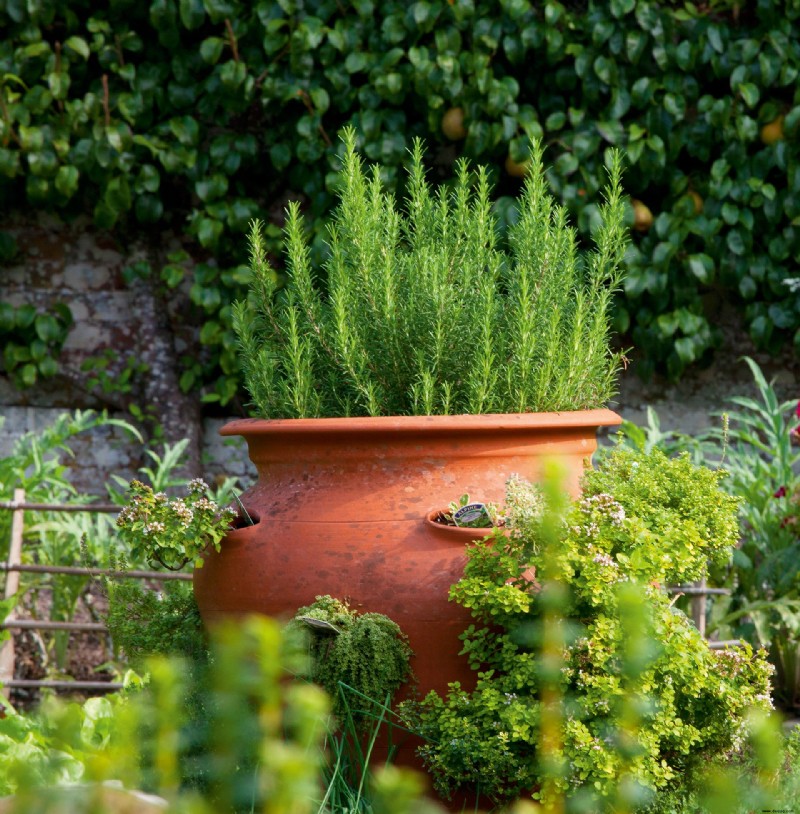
[403,448,776,811]
[233,127,627,418]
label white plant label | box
[453,502,492,528]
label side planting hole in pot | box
[228,492,260,529]
[230,506,261,529]
[423,509,499,542]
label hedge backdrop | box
[1,0,799,409]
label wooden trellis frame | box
[0,488,191,699]
[668,578,741,650]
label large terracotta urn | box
[193,410,621,697]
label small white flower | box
[189,477,209,494]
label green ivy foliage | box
[0,299,72,389]
[2,0,800,398]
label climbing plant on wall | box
[1,0,799,401]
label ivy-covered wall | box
[1,0,799,410]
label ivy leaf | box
[652,242,675,266]
[161,263,185,288]
[169,116,200,146]
[179,369,195,392]
[203,0,238,22]
[674,336,697,364]
[195,173,229,202]
[19,363,38,387]
[721,202,738,225]
[345,52,369,73]
[21,41,51,59]
[136,164,161,194]
[663,93,685,119]
[135,194,164,223]
[707,25,724,53]
[196,217,223,249]
[0,302,16,331]
[220,60,247,89]
[554,152,578,175]
[105,175,132,213]
[687,254,714,284]
[596,121,624,145]
[34,313,64,343]
[295,15,325,49]
[179,0,205,29]
[593,55,615,85]
[200,36,224,64]
[749,315,772,346]
[610,0,635,16]
[149,0,179,48]
[309,87,330,113]
[53,303,72,326]
[727,230,746,256]
[38,357,58,377]
[200,320,222,344]
[675,40,692,71]
[738,83,759,108]
[270,143,291,170]
[15,304,36,329]
[30,338,48,361]
[64,36,90,60]
[55,165,79,198]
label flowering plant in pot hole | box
[193,126,629,699]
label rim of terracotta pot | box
[220,408,622,437]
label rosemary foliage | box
[235,128,628,417]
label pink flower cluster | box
[794,399,800,440]
[772,401,800,532]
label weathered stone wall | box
[2,213,135,390]
[0,213,255,496]
[0,408,255,496]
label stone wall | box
[0,213,255,496]
[2,213,136,390]
[0,407,255,496]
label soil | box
[613,305,800,437]
[5,581,118,711]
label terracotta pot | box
[193,410,620,697]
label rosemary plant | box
[234,128,627,417]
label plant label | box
[453,502,493,528]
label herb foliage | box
[406,447,773,807]
[236,129,627,417]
